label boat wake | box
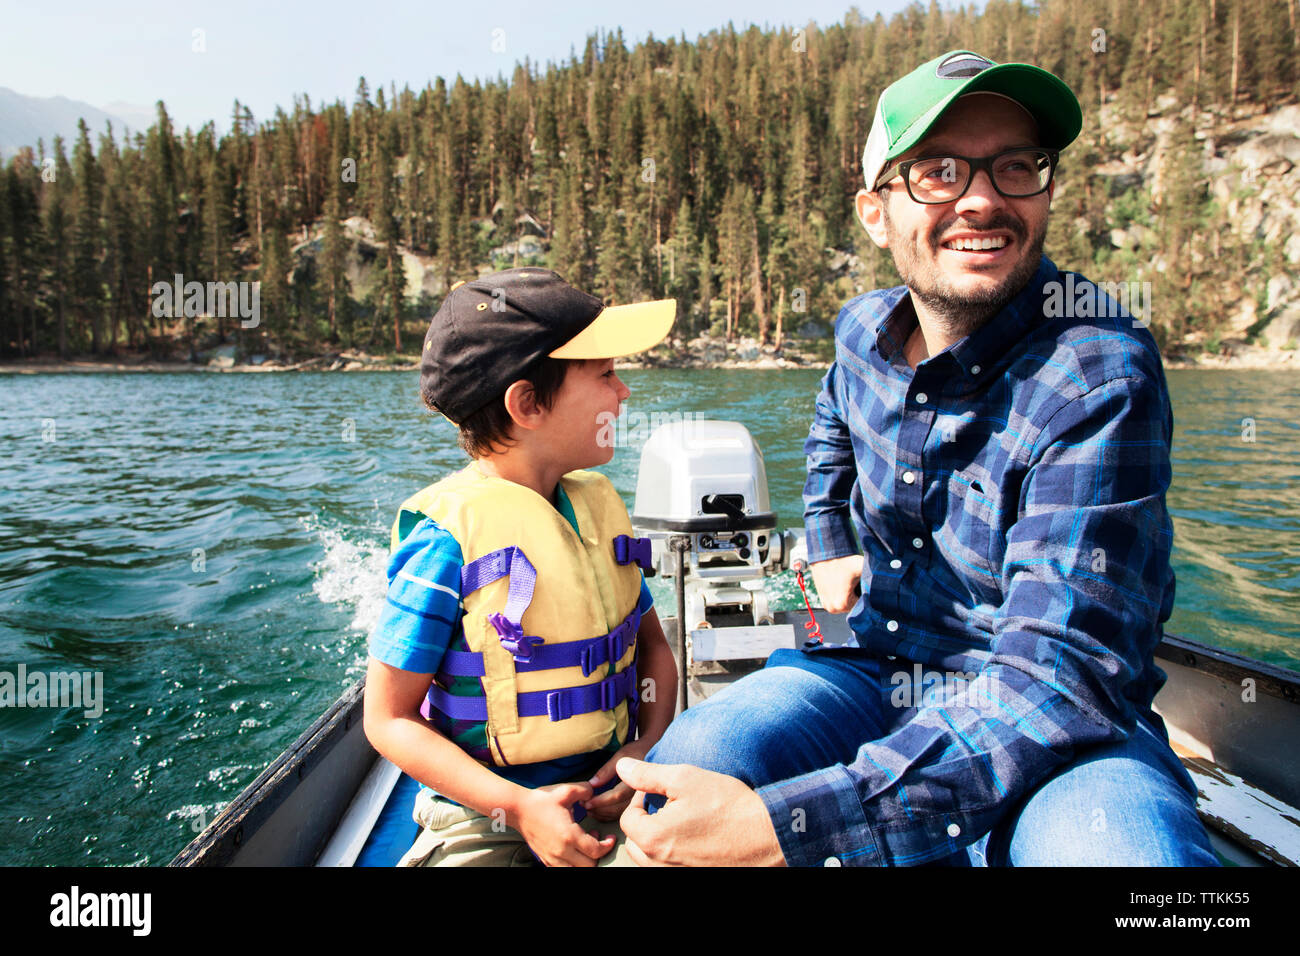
[302,515,389,638]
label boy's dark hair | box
[430,355,576,459]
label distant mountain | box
[0,87,151,159]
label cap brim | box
[547,299,676,359]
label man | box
[615,50,1218,866]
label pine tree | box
[144,103,180,345]
[99,125,143,350]
[666,197,699,333]
[550,164,590,286]
[0,167,9,352]
[3,153,44,355]
[594,199,633,302]
[1153,116,1213,344]
[718,182,758,340]
[201,141,234,340]
[257,156,292,352]
[71,119,105,353]
[44,137,73,357]
[697,233,717,338]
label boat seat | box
[355,771,423,866]
[315,756,421,867]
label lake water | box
[1,367,1297,866]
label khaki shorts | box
[397,786,637,867]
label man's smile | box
[929,218,1027,269]
[941,234,1010,252]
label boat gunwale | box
[1154,633,1299,704]
[169,678,366,867]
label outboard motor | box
[631,420,804,632]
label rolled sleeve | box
[802,363,861,564]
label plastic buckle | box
[607,630,624,667]
[608,611,638,663]
[501,633,543,663]
[614,535,653,572]
[578,640,602,678]
[598,677,619,712]
[489,612,543,662]
[546,691,572,722]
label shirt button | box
[970,365,981,375]
[890,559,902,569]
[886,620,899,632]
[916,392,928,404]
[902,471,915,484]
[824,856,841,867]
[912,537,924,549]
[947,823,961,837]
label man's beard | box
[883,206,1047,340]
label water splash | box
[302,515,389,636]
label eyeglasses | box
[874,148,1058,204]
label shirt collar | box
[873,256,1060,379]
[871,287,913,362]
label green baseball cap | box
[862,50,1082,189]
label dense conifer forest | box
[2,0,1297,360]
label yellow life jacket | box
[391,465,651,767]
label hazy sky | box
[2,0,924,134]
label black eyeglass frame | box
[874,148,1060,204]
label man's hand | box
[809,554,863,614]
[582,738,653,822]
[510,782,615,867]
[616,758,786,866]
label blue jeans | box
[647,647,1218,866]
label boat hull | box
[170,622,1300,867]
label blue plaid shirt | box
[758,256,1176,866]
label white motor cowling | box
[631,420,802,630]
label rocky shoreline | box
[2,336,1295,374]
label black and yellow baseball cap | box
[420,268,675,424]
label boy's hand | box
[511,783,615,867]
[582,738,654,822]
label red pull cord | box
[793,561,823,645]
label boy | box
[364,267,678,867]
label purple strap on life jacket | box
[541,662,638,722]
[613,535,653,573]
[436,606,642,681]
[423,662,638,723]
[427,543,642,731]
[574,607,639,678]
[460,547,541,661]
